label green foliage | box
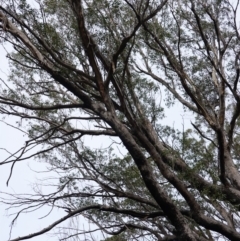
[1,0,240,240]
[102,234,127,241]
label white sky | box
[0,46,192,241]
[0,5,194,241]
[1,1,239,240]
[1,0,239,239]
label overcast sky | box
[0,10,195,241]
[0,47,193,241]
[1,1,239,240]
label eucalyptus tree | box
[1,0,240,240]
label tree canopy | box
[1,0,240,240]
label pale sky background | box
[0,45,192,241]
[0,1,197,240]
